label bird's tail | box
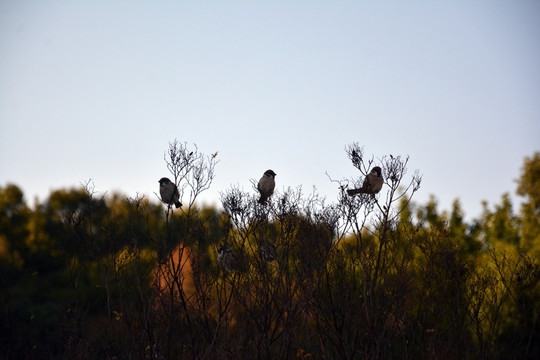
[347,188,366,196]
[258,196,267,204]
[175,201,182,208]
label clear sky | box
[1,1,539,221]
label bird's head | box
[218,244,232,255]
[264,170,277,178]
[371,167,382,177]
[158,177,171,185]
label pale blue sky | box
[1,1,539,220]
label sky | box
[1,1,539,221]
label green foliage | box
[0,184,30,272]
[517,152,540,260]
[1,149,539,359]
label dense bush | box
[1,143,538,359]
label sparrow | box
[217,244,239,272]
[258,239,277,262]
[158,177,182,208]
[347,166,384,196]
[257,169,276,204]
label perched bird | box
[158,177,182,208]
[257,169,276,204]
[347,166,384,196]
[217,244,239,272]
[258,239,277,262]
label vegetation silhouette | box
[0,143,538,359]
